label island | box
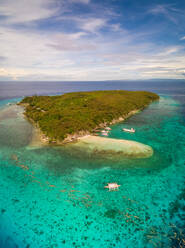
[19,90,159,158]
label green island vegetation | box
[20,90,159,142]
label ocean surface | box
[0,80,185,248]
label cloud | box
[0,26,77,71]
[78,18,107,33]
[56,16,108,33]
[148,4,180,24]
[157,46,181,56]
[149,4,170,15]
[0,56,6,63]
[0,0,92,26]
[0,0,60,24]
[70,0,90,4]
[48,33,96,51]
[0,67,22,80]
[1,23,185,81]
[110,23,122,32]
[0,0,185,81]
[180,36,185,40]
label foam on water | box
[0,96,185,248]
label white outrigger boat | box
[105,127,112,130]
[101,131,108,136]
[101,130,109,136]
[104,183,121,191]
[122,127,135,133]
[102,133,108,136]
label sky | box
[0,0,185,81]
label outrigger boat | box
[101,132,108,136]
[122,127,135,133]
[104,183,121,191]
[105,127,112,130]
[101,130,109,136]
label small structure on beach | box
[104,183,121,191]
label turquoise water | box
[0,95,185,248]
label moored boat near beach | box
[123,128,135,133]
[101,132,109,136]
[105,127,112,130]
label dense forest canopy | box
[20,90,159,142]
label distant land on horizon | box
[0,79,185,82]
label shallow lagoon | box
[0,94,185,248]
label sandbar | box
[71,135,153,158]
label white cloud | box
[157,46,181,56]
[56,16,108,33]
[0,0,60,24]
[0,27,77,71]
[0,0,92,25]
[180,36,185,40]
[0,1,185,81]
[70,0,90,4]
[0,67,26,80]
[148,4,179,24]
[1,27,185,81]
[48,33,96,51]
[80,18,107,33]
[149,4,169,15]
[110,23,122,32]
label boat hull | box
[122,128,135,133]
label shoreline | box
[24,107,141,145]
[26,107,153,159]
[1,99,154,159]
[62,109,140,144]
[18,91,159,146]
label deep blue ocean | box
[0,80,185,248]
